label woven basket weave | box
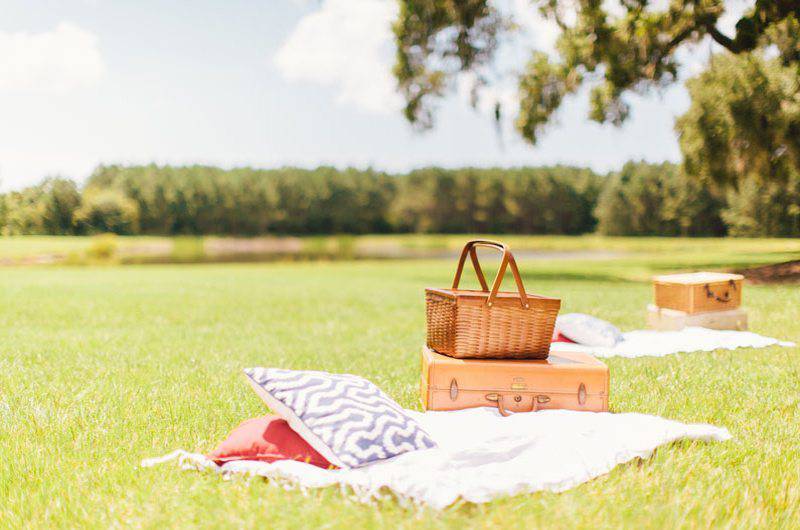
[425,240,561,359]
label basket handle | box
[451,240,530,308]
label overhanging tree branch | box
[705,24,742,52]
[393,1,799,143]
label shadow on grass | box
[646,260,789,273]
[518,271,636,284]
[411,270,637,286]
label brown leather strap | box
[451,240,530,308]
[487,393,538,416]
[704,279,737,302]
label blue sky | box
[0,0,748,190]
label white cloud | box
[274,0,401,113]
[0,22,104,93]
[274,0,562,118]
[505,0,560,57]
[717,0,755,35]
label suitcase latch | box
[578,383,587,405]
[536,395,551,404]
[449,378,458,401]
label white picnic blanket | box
[554,327,795,358]
[142,408,730,508]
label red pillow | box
[208,415,332,468]
[552,331,576,343]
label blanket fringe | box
[141,452,433,508]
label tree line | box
[1,161,798,237]
[4,51,798,238]
[0,165,598,236]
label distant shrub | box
[40,178,82,235]
[171,237,206,262]
[75,188,139,235]
[86,234,119,261]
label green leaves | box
[0,178,81,236]
[516,52,580,143]
[676,52,800,235]
[392,0,505,130]
[677,53,800,187]
[392,0,800,145]
[589,82,628,126]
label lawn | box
[1,239,799,528]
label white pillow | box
[555,313,623,347]
[244,368,437,468]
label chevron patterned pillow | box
[243,368,437,468]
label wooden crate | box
[653,272,743,314]
[646,304,748,331]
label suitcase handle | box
[704,279,736,303]
[452,240,530,309]
[485,393,538,417]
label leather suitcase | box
[420,346,609,415]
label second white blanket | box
[553,326,795,358]
[143,408,730,509]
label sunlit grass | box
[0,247,798,527]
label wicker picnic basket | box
[425,240,561,359]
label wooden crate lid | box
[652,271,744,285]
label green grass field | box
[1,237,799,528]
